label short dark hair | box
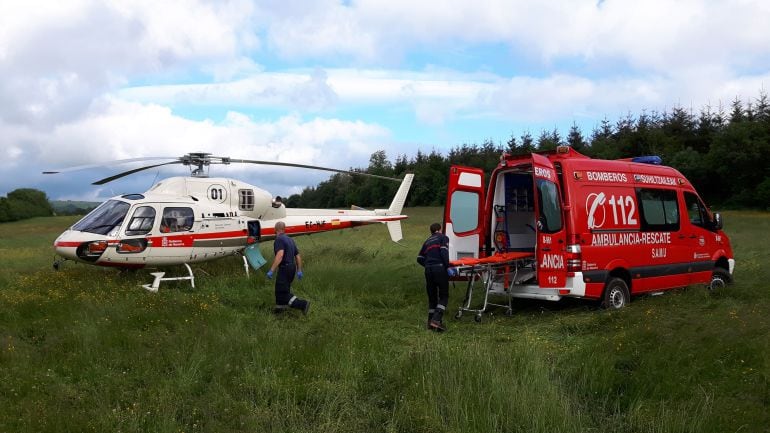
[430,223,441,233]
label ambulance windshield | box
[72,200,130,235]
[536,179,562,233]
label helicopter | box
[44,153,414,291]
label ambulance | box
[444,146,735,309]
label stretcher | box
[450,251,536,322]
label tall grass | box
[1,210,768,432]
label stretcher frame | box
[451,252,536,322]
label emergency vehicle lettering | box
[592,232,672,246]
[652,247,667,258]
[586,172,628,183]
[540,253,564,270]
[534,166,553,180]
[633,174,677,186]
[586,192,638,229]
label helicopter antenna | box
[150,170,161,189]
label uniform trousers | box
[275,263,308,310]
[424,265,449,312]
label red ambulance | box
[444,146,735,309]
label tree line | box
[287,91,770,210]
[0,189,54,222]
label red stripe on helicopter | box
[146,230,248,248]
[261,216,404,236]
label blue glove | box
[297,271,303,280]
[447,267,457,277]
[266,270,274,279]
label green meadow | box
[1,209,768,433]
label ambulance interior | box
[490,169,538,254]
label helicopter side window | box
[161,207,194,233]
[125,206,156,236]
[239,189,255,211]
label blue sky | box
[2,0,770,201]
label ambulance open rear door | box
[531,154,567,288]
[444,166,485,261]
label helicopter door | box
[114,204,158,264]
[444,166,485,260]
[531,154,567,288]
[153,206,196,265]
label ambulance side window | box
[684,192,706,228]
[536,179,563,233]
[637,188,679,232]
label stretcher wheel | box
[455,311,463,319]
[474,314,482,323]
[505,308,513,316]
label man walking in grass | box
[267,221,310,315]
[417,223,455,331]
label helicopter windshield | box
[72,200,130,235]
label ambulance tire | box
[708,268,730,291]
[601,278,630,310]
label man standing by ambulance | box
[417,223,455,331]
[267,221,310,315]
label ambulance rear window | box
[536,179,563,233]
[637,188,679,232]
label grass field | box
[1,209,768,433]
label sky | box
[1,0,770,201]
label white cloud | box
[0,0,259,128]
[0,97,392,199]
[260,0,770,76]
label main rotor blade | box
[229,159,402,182]
[42,156,179,174]
[92,161,181,185]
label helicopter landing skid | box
[142,263,195,292]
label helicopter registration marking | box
[305,220,328,229]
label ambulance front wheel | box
[602,278,630,310]
[708,268,731,291]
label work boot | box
[429,309,446,332]
[302,301,311,316]
[273,305,289,314]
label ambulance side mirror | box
[712,213,723,230]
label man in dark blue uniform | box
[267,221,310,315]
[417,223,455,331]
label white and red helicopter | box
[45,153,413,291]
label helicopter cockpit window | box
[239,189,254,211]
[160,207,194,233]
[72,200,130,235]
[125,206,156,236]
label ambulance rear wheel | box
[708,268,730,291]
[602,278,630,310]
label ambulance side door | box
[531,154,567,288]
[444,166,485,260]
[682,191,719,284]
